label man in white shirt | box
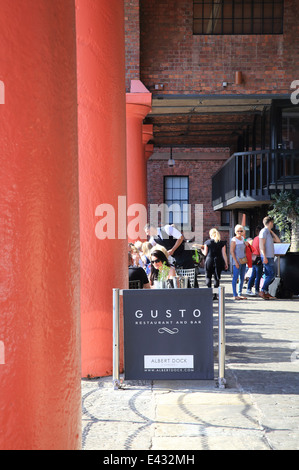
[259,216,280,299]
[144,223,194,269]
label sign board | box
[274,243,290,255]
[123,288,214,380]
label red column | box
[76,0,128,377]
[142,125,153,217]
[0,1,81,450]
[126,83,152,242]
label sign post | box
[112,288,121,389]
[217,286,226,389]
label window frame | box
[193,0,284,36]
[163,176,190,230]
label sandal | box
[239,296,247,300]
[233,296,242,300]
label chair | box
[129,280,141,289]
[176,268,196,288]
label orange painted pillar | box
[126,82,152,242]
[144,141,154,216]
[76,0,128,377]
[142,126,153,217]
[0,1,81,450]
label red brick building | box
[125,0,299,245]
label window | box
[221,211,231,227]
[193,0,284,35]
[164,176,189,227]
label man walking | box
[259,216,280,299]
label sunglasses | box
[151,259,161,264]
[236,230,244,232]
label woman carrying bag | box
[230,224,250,300]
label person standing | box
[259,216,280,300]
[144,223,194,269]
[230,224,250,300]
[246,226,263,296]
[198,228,228,300]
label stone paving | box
[81,274,299,451]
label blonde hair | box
[151,244,169,259]
[234,224,245,235]
[209,228,221,243]
[134,241,143,251]
[142,241,152,257]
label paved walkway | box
[81,274,299,451]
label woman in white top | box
[230,224,250,300]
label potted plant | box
[268,190,299,252]
[268,190,299,294]
[154,262,170,289]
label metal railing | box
[212,149,299,209]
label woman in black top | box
[128,252,150,288]
[199,228,228,298]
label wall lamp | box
[168,147,175,167]
[235,71,243,85]
[223,71,243,88]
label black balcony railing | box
[212,149,299,210]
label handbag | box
[239,256,248,264]
[252,255,262,266]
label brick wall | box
[125,0,140,92]
[147,148,231,244]
[140,0,299,95]
[125,1,295,249]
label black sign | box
[123,289,214,380]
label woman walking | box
[230,224,250,300]
[200,228,228,300]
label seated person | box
[149,249,176,287]
[141,241,153,275]
[128,252,150,289]
[130,245,144,268]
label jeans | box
[232,263,246,297]
[247,263,263,292]
[262,257,275,292]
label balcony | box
[212,149,299,211]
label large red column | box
[76,0,128,377]
[126,82,152,242]
[142,125,153,217]
[0,1,81,450]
